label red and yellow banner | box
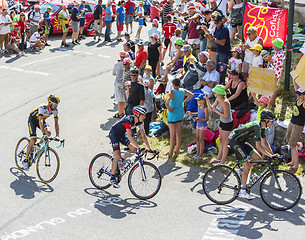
[243,3,288,47]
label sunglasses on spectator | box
[247,32,253,35]
[131,74,138,77]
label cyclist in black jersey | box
[228,110,277,200]
[23,95,60,170]
[109,105,155,188]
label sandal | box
[209,159,221,164]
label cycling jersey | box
[29,104,59,123]
[109,115,144,151]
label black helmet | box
[260,110,275,121]
[47,94,60,104]
[133,105,147,115]
[130,67,139,74]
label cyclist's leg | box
[26,119,38,158]
[110,132,121,176]
[121,133,136,159]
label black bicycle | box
[202,156,302,211]
[89,150,162,200]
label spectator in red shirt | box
[124,0,136,33]
[161,14,177,65]
[134,40,148,77]
[17,12,26,56]
[150,0,160,21]
[7,25,21,55]
[111,0,117,34]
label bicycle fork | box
[139,161,147,182]
[270,167,282,192]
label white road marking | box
[18,54,71,67]
[0,66,49,76]
[98,54,111,58]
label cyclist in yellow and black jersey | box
[23,95,60,170]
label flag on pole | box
[243,3,288,47]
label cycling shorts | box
[28,116,49,139]
[229,139,255,163]
[109,130,130,152]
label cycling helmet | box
[47,94,60,104]
[260,110,275,121]
[132,105,147,116]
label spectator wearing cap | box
[143,78,154,135]
[150,0,161,21]
[286,79,305,171]
[187,6,200,56]
[181,44,197,75]
[208,11,231,85]
[105,0,115,42]
[123,41,135,60]
[148,19,161,43]
[28,5,42,36]
[93,0,103,42]
[228,0,243,42]
[136,1,145,39]
[124,32,135,52]
[135,41,148,76]
[42,5,52,46]
[206,84,233,165]
[126,67,145,115]
[228,47,242,73]
[148,33,162,78]
[78,0,87,40]
[240,26,263,80]
[124,0,135,33]
[71,2,86,45]
[7,24,20,55]
[113,52,129,118]
[0,9,12,54]
[17,12,26,55]
[169,28,182,59]
[250,44,263,68]
[116,1,125,41]
[161,15,177,65]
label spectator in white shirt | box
[0,9,12,54]
[29,5,42,35]
[29,27,45,50]
[250,44,263,68]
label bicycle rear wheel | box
[15,137,30,170]
[36,148,60,183]
[202,165,241,205]
[89,153,112,190]
[128,161,162,200]
[260,170,302,211]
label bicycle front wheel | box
[202,165,241,205]
[260,170,302,211]
[128,161,162,200]
[36,148,60,183]
[15,137,30,170]
[89,153,112,190]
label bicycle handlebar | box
[48,138,65,148]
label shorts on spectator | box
[29,25,38,35]
[242,61,250,74]
[196,126,208,130]
[71,20,80,33]
[138,18,144,26]
[62,24,69,33]
[229,7,243,27]
[117,22,124,32]
[164,38,170,49]
[7,43,19,53]
[94,20,103,34]
[44,25,50,35]
[286,122,303,147]
[220,121,233,131]
[125,15,133,25]
[114,84,125,102]
[188,38,200,45]
[0,33,9,44]
[30,41,39,47]
[80,18,85,27]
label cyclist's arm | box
[126,129,140,150]
[54,117,59,137]
[255,141,273,158]
[261,137,274,155]
[139,128,151,150]
[38,115,46,135]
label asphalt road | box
[0,28,304,240]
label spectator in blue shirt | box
[105,1,114,42]
[116,1,125,41]
[71,2,86,45]
[78,0,87,40]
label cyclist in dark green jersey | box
[228,110,277,200]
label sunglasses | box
[131,74,138,77]
[247,32,253,35]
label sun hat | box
[230,47,241,53]
[201,51,209,59]
[195,94,206,100]
[258,96,270,104]
[188,6,196,11]
[272,38,284,49]
[122,58,131,65]
[181,44,191,52]
[295,88,305,95]
[143,80,150,87]
[250,44,263,52]
[175,38,183,46]
[150,33,159,39]
[137,40,144,46]
[211,11,223,22]
[145,65,152,70]
[120,51,128,57]
[34,5,41,9]
[47,5,52,9]
[212,85,226,95]
[139,1,143,4]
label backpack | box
[128,3,134,14]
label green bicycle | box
[15,137,65,183]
